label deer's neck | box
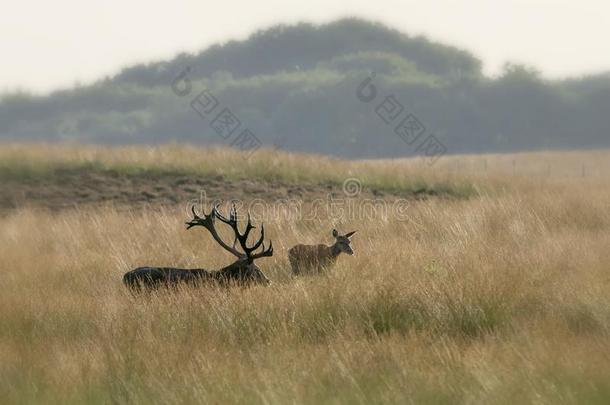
[213,259,250,281]
[329,243,342,257]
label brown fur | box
[288,244,340,275]
[288,230,355,275]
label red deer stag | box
[123,204,273,289]
[288,229,356,275]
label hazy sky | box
[1,0,608,93]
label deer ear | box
[345,230,357,238]
[332,229,339,237]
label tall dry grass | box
[0,146,609,404]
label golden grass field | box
[1,144,609,404]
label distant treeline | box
[1,19,608,158]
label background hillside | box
[1,18,608,158]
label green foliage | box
[0,19,608,156]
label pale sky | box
[1,0,608,94]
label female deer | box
[288,229,356,275]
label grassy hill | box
[0,145,609,403]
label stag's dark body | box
[123,260,268,289]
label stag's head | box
[332,229,356,255]
[231,260,271,285]
[186,204,274,285]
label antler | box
[186,205,246,259]
[214,203,274,263]
[251,240,274,260]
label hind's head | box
[332,229,356,255]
